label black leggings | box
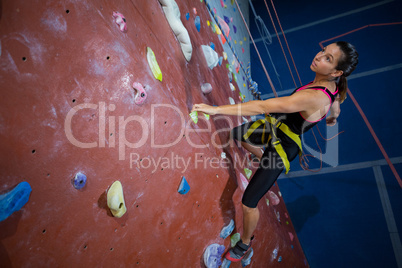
[231,121,300,208]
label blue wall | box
[247,0,402,267]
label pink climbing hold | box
[133,82,147,105]
[113,11,127,33]
[268,190,280,205]
[288,232,294,241]
[239,173,249,190]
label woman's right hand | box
[191,103,218,115]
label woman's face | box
[310,43,343,77]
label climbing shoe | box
[225,236,254,262]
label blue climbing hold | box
[195,16,201,32]
[278,256,282,262]
[186,12,190,20]
[204,244,225,268]
[0,182,32,222]
[219,57,223,66]
[224,16,230,24]
[178,176,190,194]
[73,172,87,190]
[210,42,215,50]
[233,25,237,34]
[221,258,231,267]
[241,248,254,267]
[220,219,235,239]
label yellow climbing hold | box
[234,40,237,44]
[190,111,198,124]
[223,52,227,60]
[240,41,243,45]
[243,83,246,88]
[244,168,252,179]
[207,20,210,26]
[215,25,222,35]
[244,37,247,41]
[107,181,127,218]
[147,47,162,82]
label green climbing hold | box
[244,168,252,179]
[204,113,210,120]
[265,198,270,206]
[147,47,162,82]
[190,111,198,124]
[231,233,241,247]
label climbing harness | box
[243,115,302,174]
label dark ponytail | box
[335,41,359,103]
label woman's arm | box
[192,91,317,116]
[326,99,340,126]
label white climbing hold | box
[202,45,219,69]
[159,0,192,61]
[228,97,235,105]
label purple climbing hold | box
[203,243,225,268]
[73,172,87,190]
[224,16,230,24]
[133,82,147,105]
[233,25,237,33]
[201,83,212,94]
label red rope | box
[268,0,303,86]
[262,0,297,88]
[233,0,278,97]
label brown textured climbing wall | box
[0,0,307,267]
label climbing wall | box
[0,0,307,267]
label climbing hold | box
[285,212,289,218]
[221,152,227,159]
[112,11,127,33]
[233,25,237,34]
[241,248,253,267]
[230,83,235,91]
[189,111,198,124]
[229,97,235,105]
[201,45,219,69]
[203,244,225,268]
[272,248,279,259]
[218,16,230,37]
[193,7,197,14]
[278,191,282,197]
[0,182,32,222]
[185,12,190,20]
[268,190,280,205]
[73,172,87,189]
[240,41,243,45]
[195,16,201,32]
[224,16,230,24]
[239,173,249,190]
[219,57,223,66]
[146,47,162,81]
[220,219,234,239]
[220,0,225,7]
[107,181,127,218]
[278,256,282,262]
[223,52,227,60]
[288,232,294,241]
[242,47,245,54]
[230,233,240,247]
[132,82,148,105]
[178,176,190,194]
[244,168,252,179]
[204,113,210,120]
[159,0,193,61]
[265,198,270,206]
[209,42,215,50]
[214,24,222,35]
[207,20,210,26]
[201,83,212,94]
[221,258,231,267]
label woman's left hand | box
[326,116,337,126]
[192,103,217,115]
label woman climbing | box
[192,41,358,261]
